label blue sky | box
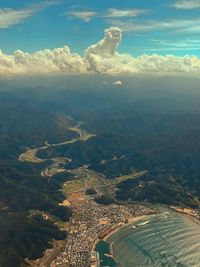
[1,0,200,57]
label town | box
[50,195,156,267]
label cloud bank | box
[1,27,200,76]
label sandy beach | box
[104,214,150,241]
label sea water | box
[97,208,200,267]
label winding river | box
[18,118,200,267]
[19,120,95,177]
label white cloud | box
[112,80,123,85]
[68,11,97,22]
[108,18,200,33]
[151,39,200,47]
[84,27,139,74]
[0,46,86,75]
[145,39,200,51]
[0,27,200,76]
[0,8,37,29]
[67,8,147,22]
[0,1,58,29]
[173,0,200,9]
[105,8,147,18]
[85,27,122,61]
[136,54,200,73]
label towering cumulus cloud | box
[85,27,138,73]
[85,27,122,59]
[0,27,200,76]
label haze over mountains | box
[0,75,200,265]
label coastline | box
[104,215,148,241]
[170,206,200,225]
[92,213,153,249]
[93,214,155,267]
[96,207,200,267]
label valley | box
[1,83,200,266]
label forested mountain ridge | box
[0,78,200,265]
[0,91,73,267]
[36,87,200,208]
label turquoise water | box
[105,209,200,267]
